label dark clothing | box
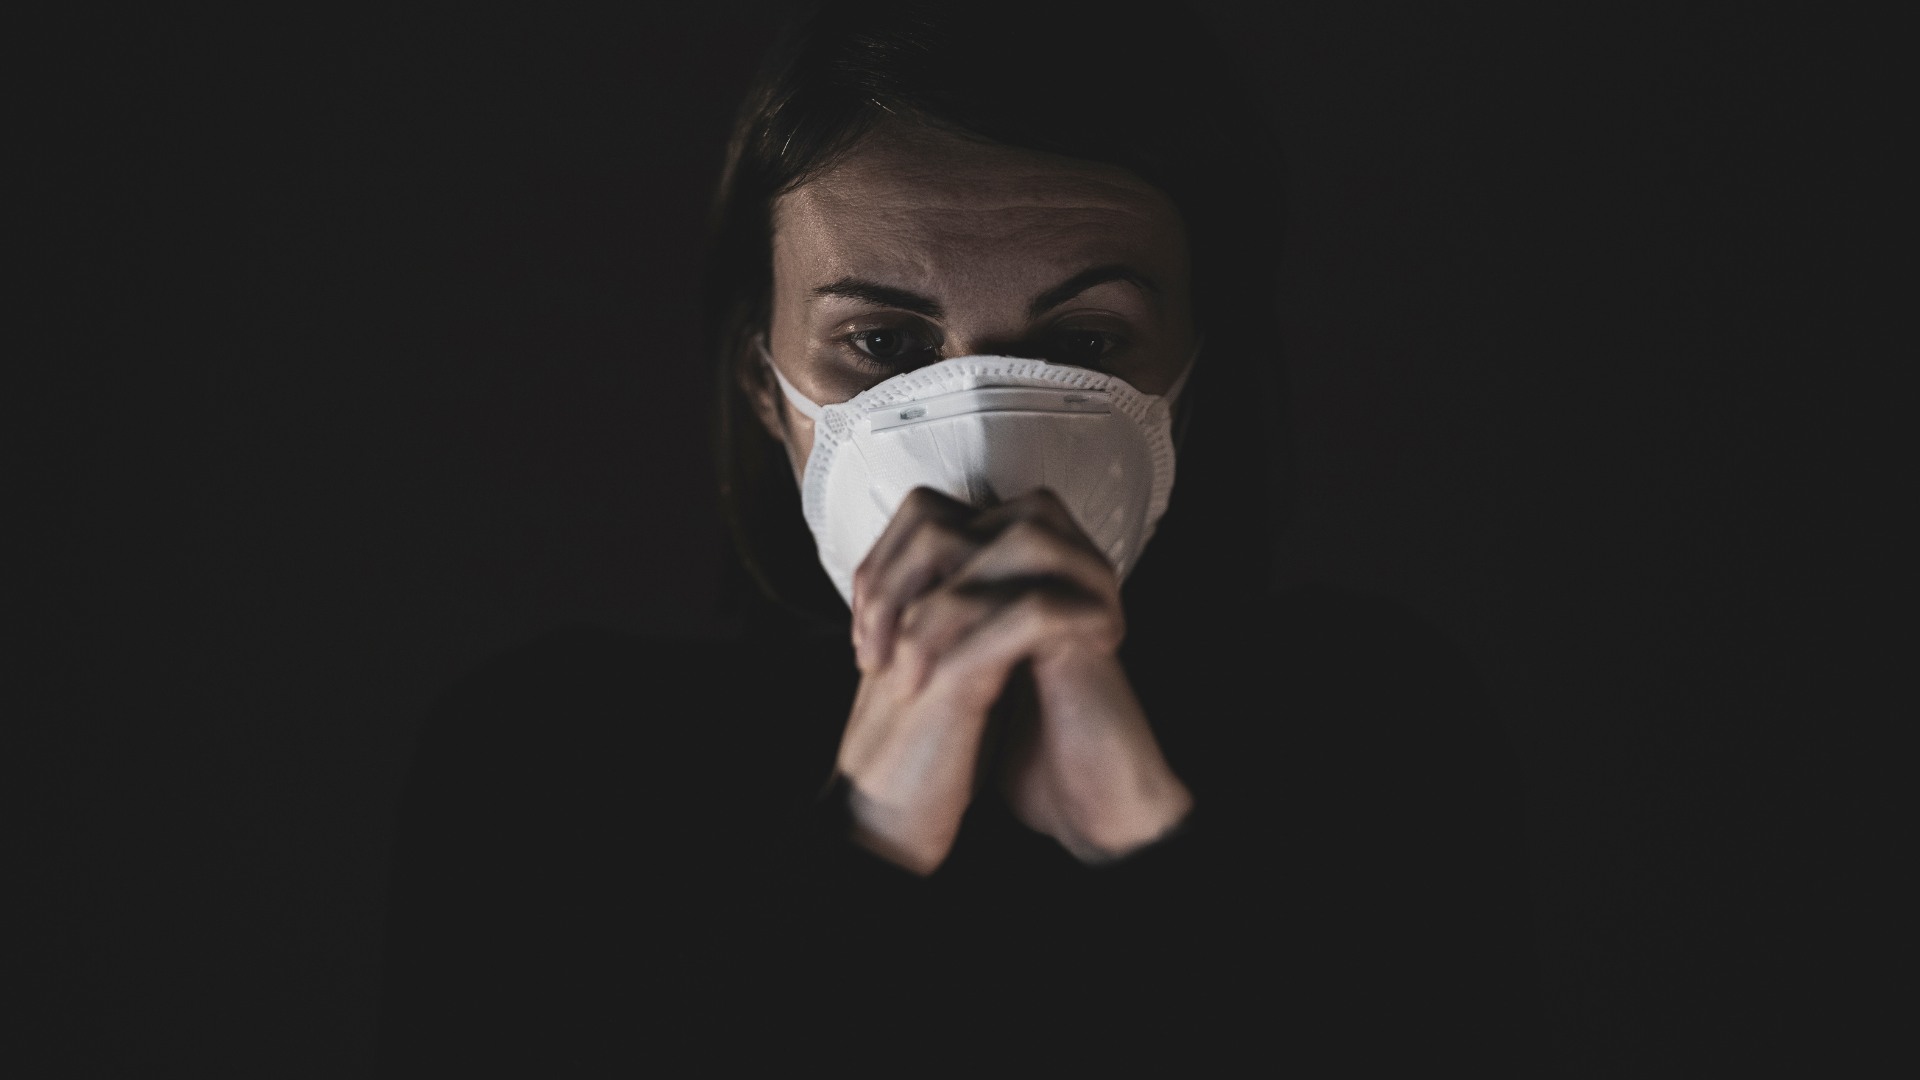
[378,586,1539,1074]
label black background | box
[31,1,1890,1074]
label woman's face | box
[752,122,1196,477]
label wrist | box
[843,779,959,877]
[1062,775,1193,863]
[1016,652,1193,863]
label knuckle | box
[905,486,961,516]
[896,596,929,636]
[1003,517,1048,542]
[1079,549,1120,585]
[912,523,979,577]
[891,618,939,668]
[892,632,929,668]
[853,543,891,586]
[900,590,956,638]
[988,519,1041,553]
[853,612,882,649]
[1029,589,1112,631]
[908,517,964,555]
[1020,590,1071,624]
[1005,519,1073,559]
[1024,488,1072,522]
[1012,494,1078,535]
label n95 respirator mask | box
[759,339,1194,606]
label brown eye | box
[850,327,935,364]
[1049,330,1114,366]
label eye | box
[848,326,938,366]
[1046,330,1118,367]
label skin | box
[745,121,1196,875]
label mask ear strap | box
[756,334,824,421]
[1162,334,1202,408]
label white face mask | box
[759,338,1196,605]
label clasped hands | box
[835,487,1193,876]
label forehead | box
[772,126,1187,285]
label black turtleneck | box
[377,583,1540,1074]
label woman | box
[380,1,1537,1071]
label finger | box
[889,581,1013,699]
[861,487,974,584]
[836,665,993,807]
[928,583,1121,702]
[965,488,1104,562]
[851,488,978,655]
[855,515,981,672]
[949,518,1123,614]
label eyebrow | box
[1026,264,1158,320]
[809,263,1158,323]
[811,278,946,320]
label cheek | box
[785,411,817,480]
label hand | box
[835,487,1192,874]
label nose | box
[942,333,1046,362]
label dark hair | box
[704,0,1289,629]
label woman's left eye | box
[1047,330,1117,366]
